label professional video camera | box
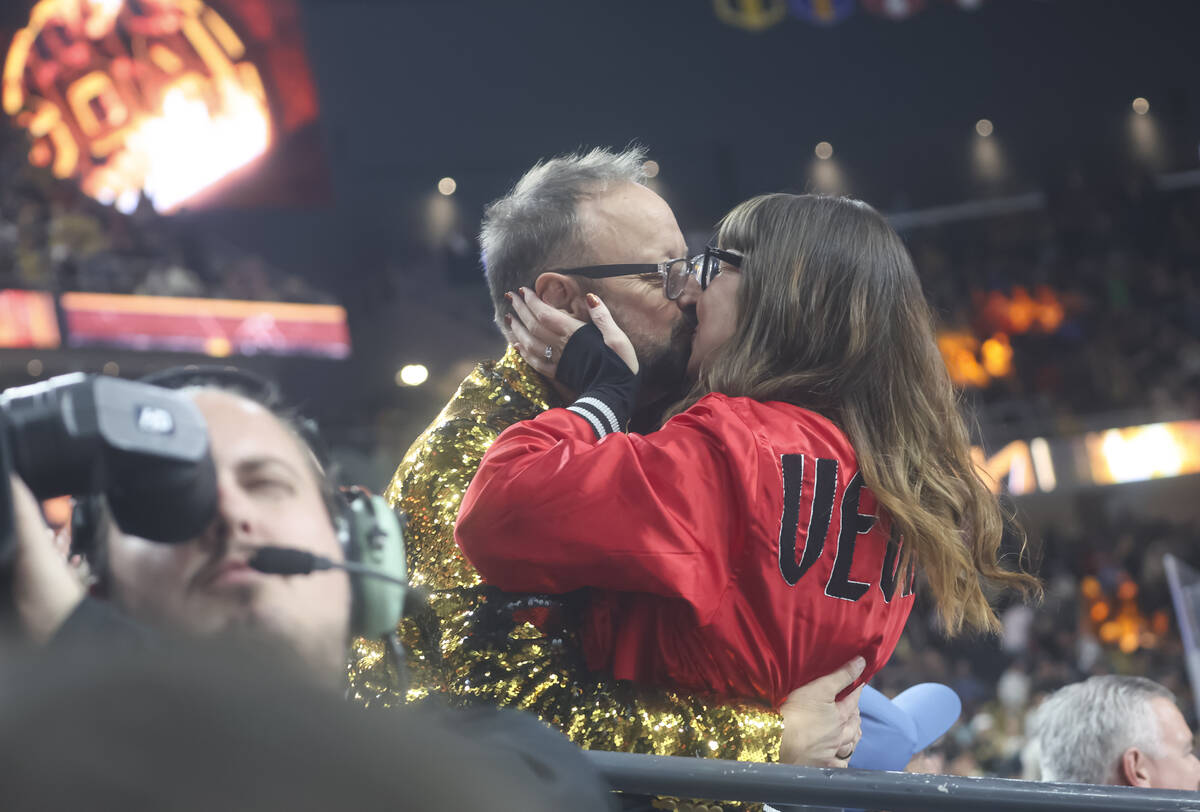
[0,373,218,576]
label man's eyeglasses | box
[547,246,743,301]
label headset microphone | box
[251,546,394,583]
[249,546,427,614]
[249,546,319,576]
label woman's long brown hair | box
[670,194,1040,635]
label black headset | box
[70,365,408,640]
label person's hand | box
[778,656,866,768]
[9,475,86,644]
[505,288,639,378]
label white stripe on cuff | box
[574,396,621,434]
[567,405,609,439]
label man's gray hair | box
[479,145,648,327]
[1033,675,1176,785]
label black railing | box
[587,752,1200,811]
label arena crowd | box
[1,132,1197,811]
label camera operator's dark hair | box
[83,366,341,587]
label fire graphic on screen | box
[3,0,271,213]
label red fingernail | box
[586,293,600,307]
[504,292,513,302]
[504,314,512,326]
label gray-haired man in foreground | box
[1033,675,1200,790]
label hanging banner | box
[861,0,927,20]
[712,0,789,32]
[716,0,986,28]
[787,0,856,25]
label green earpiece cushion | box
[345,493,407,639]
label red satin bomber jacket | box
[455,393,915,707]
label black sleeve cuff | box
[557,323,640,438]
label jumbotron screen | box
[974,419,1200,497]
[0,289,60,348]
[61,292,350,358]
[2,0,327,212]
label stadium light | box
[437,177,457,196]
[396,364,429,387]
[815,141,834,160]
[1132,97,1150,115]
[975,118,994,137]
[642,160,660,178]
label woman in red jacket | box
[456,193,1039,708]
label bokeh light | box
[396,364,429,386]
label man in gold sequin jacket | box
[349,148,863,774]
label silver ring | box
[544,344,554,360]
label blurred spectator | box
[875,510,1200,780]
[1031,675,1200,790]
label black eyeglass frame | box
[548,245,743,302]
[692,245,743,292]
[544,259,691,298]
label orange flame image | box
[4,0,272,213]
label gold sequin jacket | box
[348,347,783,763]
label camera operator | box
[9,383,351,684]
[4,372,615,811]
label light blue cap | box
[848,683,961,772]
